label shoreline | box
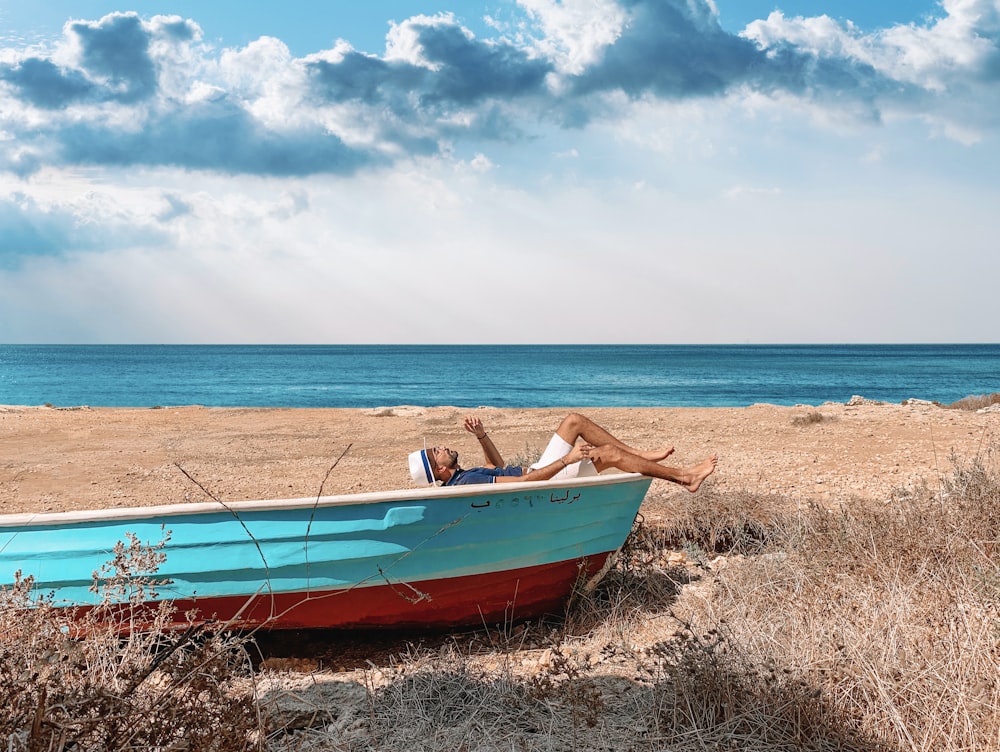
[2,402,997,516]
[0,390,988,412]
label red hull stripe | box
[153,552,613,630]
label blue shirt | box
[446,466,524,485]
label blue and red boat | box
[0,474,650,631]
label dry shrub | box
[792,410,837,426]
[945,392,1000,411]
[681,451,1000,752]
[560,514,693,636]
[653,487,790,558]
[0,535,264,751]
[641,624,882,751]
[586,500,888,751]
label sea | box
[1,344,998,409]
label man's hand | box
[565,442,591,465]
[463,416,487,439]
[465,415,504,467]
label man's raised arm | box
[464,416,505,468]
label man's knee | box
[598,443,624,461]
[557,412,587,441]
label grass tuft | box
[792,410,837,426]
[945,392,1000,411]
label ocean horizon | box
[2,344,998,409]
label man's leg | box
[585,444,718,493]
[554,412,674,462]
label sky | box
[0,0,997,344]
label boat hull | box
[0,474,651,631]
[123,556,614,631]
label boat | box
[0,473,651,631]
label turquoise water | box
[1,344,997,408]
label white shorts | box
[529,433,598,480]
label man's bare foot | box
[684,454,718,493]
[637,446,674,462]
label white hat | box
[408,449,435,486]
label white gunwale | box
[0,472,646,528]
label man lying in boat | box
[408,412,717,491]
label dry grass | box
[661,450,1000,752]
[0,535,264,751]
[945,392,1000,411]
[791,410,838,427]
[5,449,999,751]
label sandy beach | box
[2,400,997,515]
[4,400,1000,750]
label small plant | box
[0,535,264,751]
[527,644,604,730]
[508,442,542,469]
[90,529,172,605]
[791,410,835,426]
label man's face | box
[428,446,458,470]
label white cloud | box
[145,15,209,101]
[184,80,224,104]
[516,0,626,74]
[741,0,1000,140]
[877,0,1000,89]
[467,153,495,172]
[742,12,867,60]
[217,36,310,128]
[384,13,461,69]
[742,1,1000,93]
[606,96,715,157]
